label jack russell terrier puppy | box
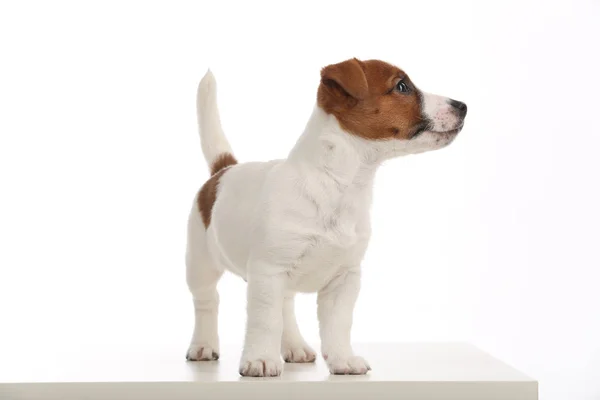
[185,58,467,377]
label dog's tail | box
[196,69,237,176]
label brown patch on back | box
[198,152,237,227]
[197,168,227,227]
[211,153,237,176]
[317,58,425,140]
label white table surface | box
[0,342,537,400]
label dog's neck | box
[287,106,383,191]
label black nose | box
[449,99,467,117]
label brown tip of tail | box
[210,153,237,176]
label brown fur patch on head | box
[317,59,425,140]
[211,153,237,176]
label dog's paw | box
[186,344,219,361]
[325,355,371,375]
[239,356,283,377]
[282,344,317,363]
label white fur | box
[196,70,234,167]
[186,71,464,376]
[421,91,464,133]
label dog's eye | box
[396,80,409,93]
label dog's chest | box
[287,195,369,292]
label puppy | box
[185,58,467,377]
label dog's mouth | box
[411,126,462,140]
[410,119,465,139]
[430,122,464,136]
[409,121,431,139]
[432,128,461,135]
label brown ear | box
[320,58,369,100]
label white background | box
[1,1,599,399]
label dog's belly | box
[208,219,367,293]
[209,229,363,292]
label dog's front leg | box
[239,267,286,377]
[318,268,370,375]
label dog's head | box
[317,58,467,157]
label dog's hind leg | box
[281,294,317,363]
[185,206,223,361]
